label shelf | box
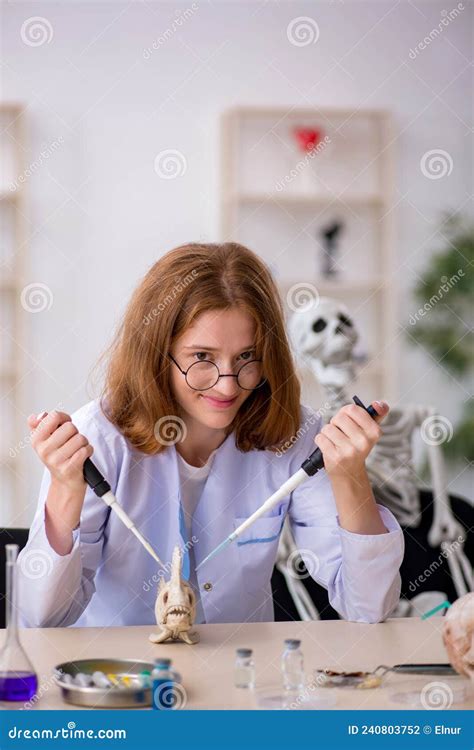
[0,367,18,380]
[232,192,384,208]
[301,360,384,377]
[0,189,20,200]
[0,280,21,292]
[0,102,27,524]
[220,105,397,401]
[280,278,386,293]
[355,361,385,377]
[0,102,24,114]
[227,105,388,120]
[0,454,15,466]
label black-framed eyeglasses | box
[168,353,266,392]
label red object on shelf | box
[293,127,324,153]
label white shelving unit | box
[220,106,397,407]
[0,103,27,527]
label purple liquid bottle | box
[0,545,38,702]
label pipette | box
[35,409,165,567]
[82,458,165,567]
[195,395,378,571]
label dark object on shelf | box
[319,219,344,277]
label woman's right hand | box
[28,410,94,553]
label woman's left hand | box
[314,400,389,481]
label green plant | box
[406,213,474,465]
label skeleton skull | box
[287,297,359,391]
[288,297,358,364]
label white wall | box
[1,0,472,525]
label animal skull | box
[442,593,474,679]
[149,546,200,645]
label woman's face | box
[170,307,258,432]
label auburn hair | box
[97,242,301,454]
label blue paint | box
[178,501,191,580]
[237,518,285,546]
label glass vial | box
[281,639,305,691]
[151,658,175,710]
[0,545,38,702]
[234,648,255,689]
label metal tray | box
[53,658,155,708]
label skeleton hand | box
[313,400,389,480]
[428,503,465,548]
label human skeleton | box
[279,298,472,619]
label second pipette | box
[195,395,378,570]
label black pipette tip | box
[352,394,378,418]
[301,395,378,477]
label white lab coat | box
[17,399,404,627]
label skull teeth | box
[168,606,188,615]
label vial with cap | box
[152,658,175,710]
[234,648,255,689]
[281,639,305,691]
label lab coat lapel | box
[191,433,254,621]
[153,445,189,580]
[164,444,191,580]
[191,432,243,565]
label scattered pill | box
[92,671,112,688]
[74,673,92,687]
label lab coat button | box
[203,582,212,591]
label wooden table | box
[2,618,471,710]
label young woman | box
[18,242,404,628]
